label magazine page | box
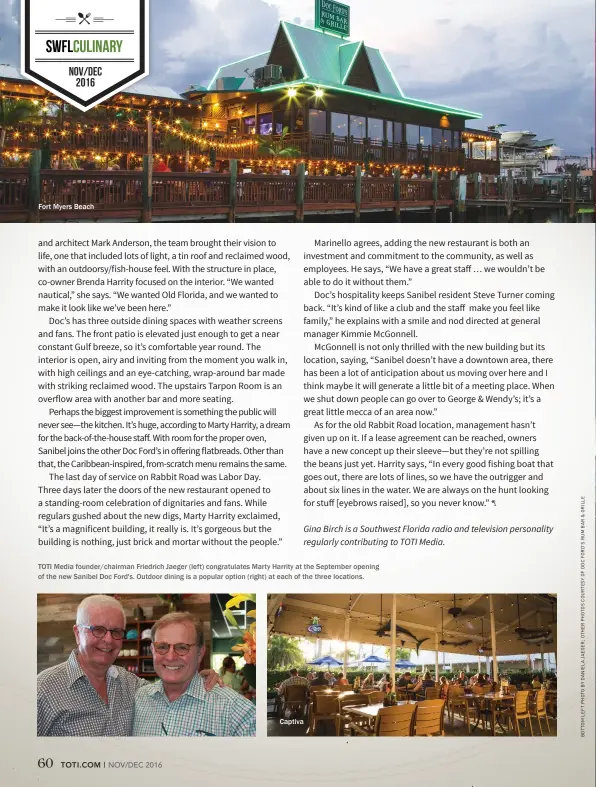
[0,1,594,785]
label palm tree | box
[267,634,304,669]
[256,126,301,159]
[0,98,42,151]
[384,646,412,662]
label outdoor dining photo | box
[267,594,557,737]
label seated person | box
[396,672,415,692]
[335,672,349,686]
[376,673,392,692]
[361,673,375,689]
[277,668,309,696]
[531,675,543,690]
[454,671,467,687]
[439,675,449,698]
[309,671,329,687]
[412,671,436,696]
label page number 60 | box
[38,758,54,768]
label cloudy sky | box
[1,0,593,153]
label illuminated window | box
[349,115,366,139]
[420,126,433,147]
[367,118,383,143]
[406,124,419,145]
[309,109,327,135]
[331,112,348,136]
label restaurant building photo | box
[0,0,592,223]
[267,593,557,737]
[37,593,256,736]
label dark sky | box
[1,0,593,154]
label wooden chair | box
[445,686,470,733]
[468,684,492,729]
[308,692,339,736]
[415,700,446,736]
[425,686,441,700]
[349,704,416,737]
[335,693,371,736]
[367,690,386,705]
[499,690,533,736]
[282,683,309,718]
[529,689,551,735]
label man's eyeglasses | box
[153,642,197,656]
[78,624,126,640]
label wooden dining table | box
[348,700,418,719]
[345,700,418,733]
[464,692,515,736]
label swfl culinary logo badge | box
[21,0,148,111]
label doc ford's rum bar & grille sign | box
[314,0,350,37]
[22,0,148,111]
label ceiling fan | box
[439,607,473,648]
[477,617,491,655]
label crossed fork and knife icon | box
[78,12,91,24]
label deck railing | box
[1,167,592,221]
[4,124,471,169]
[0,169,29,213]
[236,175,297,206]
[305,176,356,203]
[153,172,230,207]
[39,170,144,210]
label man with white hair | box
[37,595,220,736]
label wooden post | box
[434,632,440,681]
[506,170,514,222]
[459,174,467,222]
[147,115,153,158]
[473,171,481,199]
[537,611,545,680]
[393,167,401,222]
[142,154,153,223]
[489,594,498,683]
[569,168,577,222]
[450,170,458,222]
[295,161,305,223]
[390,595,397,693]
[343,614,350,677]
[526,167,533,197]
[228,158,238,223]
[431,169,438,222]
[354,164,362,222]
[28,149,42,222]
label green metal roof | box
[204,21,481,120]
[363,46,402,97]
[257,78,481,119]
[207,51,271,91]
[339,41,362,83]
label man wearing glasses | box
[37,595,221,736]
[133,611,255,736]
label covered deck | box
[267,594,557,737]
